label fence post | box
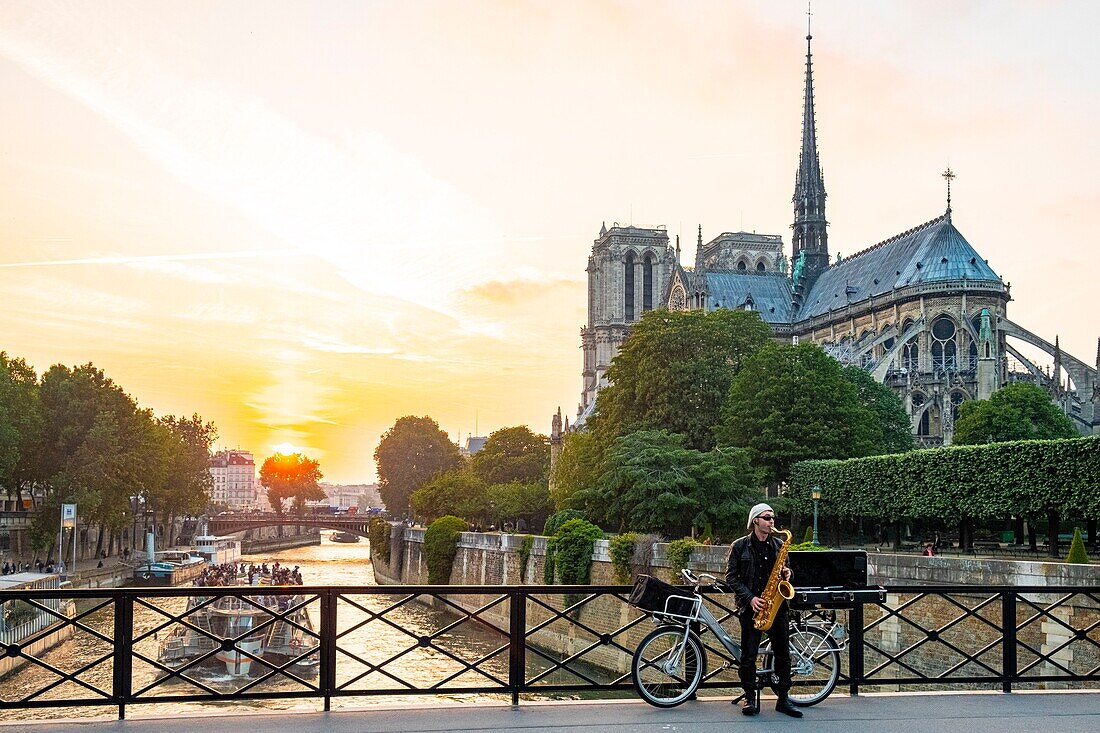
[508,590,527,705]
[1001,590,1016,693]
[321,589,337,711]
[848,604,864,696]
[113,592,134,720]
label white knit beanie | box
[747,503,774,530]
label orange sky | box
[1,1,1096,483]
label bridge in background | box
[207,513,378,538]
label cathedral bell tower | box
[791,28,829,301]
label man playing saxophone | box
[724,503,803,718]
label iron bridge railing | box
[0,584,1097,719]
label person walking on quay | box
[724,503,803,719]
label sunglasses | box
[757,515,776,522]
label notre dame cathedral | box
[552,30,1099,453]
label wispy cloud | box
[0,249,299,269]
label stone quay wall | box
[371,530,1100,689]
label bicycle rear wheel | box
[631,626,706,708]
[771,626,840,706]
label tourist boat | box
[132,550,207,586]
[330,531,360,543]
[193,534,242,565]
[157,575,319,678]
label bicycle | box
[629,569,842,708]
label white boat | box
[193,535,242,565]
[132,550,207,586]
[158,576,318,678]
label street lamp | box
[811,485,822,547]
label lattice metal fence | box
[0,584,1097,719]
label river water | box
[0,535,532,722]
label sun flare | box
[271,442,301,456]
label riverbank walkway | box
[3,691,1096,732]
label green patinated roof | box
[798,215,1003,320]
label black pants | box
[738,606,791,695]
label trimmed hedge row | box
[788,436,1100,519]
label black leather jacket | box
[724,533,789,614]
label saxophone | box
[753,528,795,631]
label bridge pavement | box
[2,691,1096,732]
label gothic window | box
[902,336,919,372]
[737,260,747,271]
[931,316,957,372]
[968,314,983,368]
[917,407,931,436]
[911,391,925,409]
[756,261,767,272]
[670,285,687,311]
[624,251,635,322]
[642,252,655,312]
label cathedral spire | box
[694,224,704,272]
[791,14,829,299]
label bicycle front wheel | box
[631,626,706,708]
[785,626,840,706]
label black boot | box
[740,689,759,716]
[775,692,803,718]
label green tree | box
[577,429,761,538]
[953,382,1078,445]
[260,452,325,514]
[159,414,216,544]
[592,308,772,451]
[34,363,145,555]
[719,343,881,486]
[544,508,585,536]
[374,416,463,515]
[470,425,549,485]
[486,480,552,530]
[841,365,914,454]
[410,469,488,523]
[1066,527,1090,564]
[0,352,42,508]
[549,430,606,510]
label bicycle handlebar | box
[680,568,721,590]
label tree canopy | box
[470,425,549,485]
[841,365,914,454]
[410,469,488,524]
[486,480,553,530]
[718,343,883,486]
[0,354,217,554]
[953,382,1078,445]
[571,429,761,539]
[549,430,605,510]
[373,415,463,515]
[260,452,325,514]
[591,308,772,451]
